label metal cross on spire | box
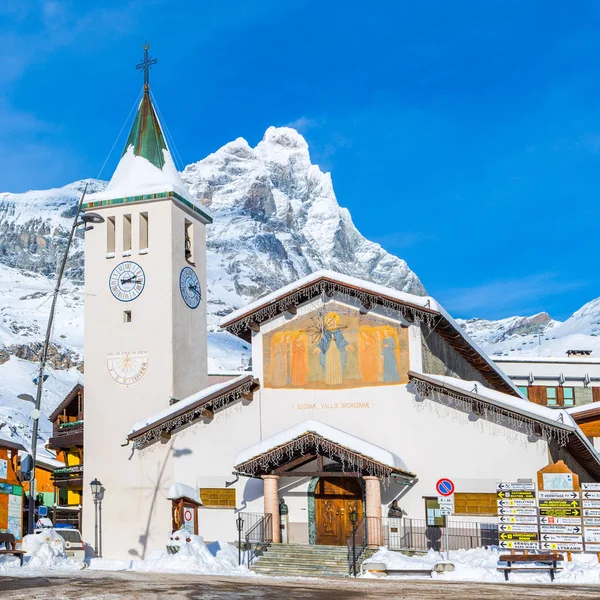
[136,42,157,90]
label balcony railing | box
[51,465,84,487]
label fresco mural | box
[263,307,409,389]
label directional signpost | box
[581,483,600,552]
[496,482,539,550]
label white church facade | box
[80,68,600,561]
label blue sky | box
[1,1,599,321]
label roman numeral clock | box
[106,261,148,386]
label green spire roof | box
[122,90,168,170]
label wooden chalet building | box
[47,383,84,528]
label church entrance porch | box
[233,420,416,548]
[314,477,363,546]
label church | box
[80,55,600,561]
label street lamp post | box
[349,508,359,577]
[236,515,244,566]
[21,181,103,535]
[90,478,103,558]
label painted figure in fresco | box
[358,327,380,384]
[290,332,308,386]
[271,333,288,387]
[312,312,354,386]
[381,326,400,382]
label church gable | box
[263,302,409,390]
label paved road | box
[1,571,600,600]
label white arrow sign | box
[541,542,584,552]
[499,524,539,533]
[582,500,600,508]
[584,518,600,526]
[499,541,539,550]
[540,534,583,544]
[538,491,579,500]
[497,499,537,507]
[498,507,538,516]
[498,515,539,524]
[497,482,535,491]
[584,509,600,517]
[582,483,600,491]
[540,525,582,535]
[582,491,600,500]
[539,516,583,526]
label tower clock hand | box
[121,276,141,284]
[189,284,201,296]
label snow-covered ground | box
[0,527,250,578]
[368,546,600,584]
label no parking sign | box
[183,507,195,534]
[436,478,455,497]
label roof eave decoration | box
[408,371,600,480]
[234,431,416,484]
[128,376,259,449]
[221,274,515,396]
[223,275,437,339]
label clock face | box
[107,351,148,386]
[109,261,145,302]
[180,266,201,309]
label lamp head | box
[90,478,102,496]
[81,212,104,224]
[18,394,35,404]
[349,509,358,524]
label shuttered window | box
[454,493,497,516]
[199,488,236,508]
[527,386,576,407]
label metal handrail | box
[347,517,369,576]
[244,513,273,566]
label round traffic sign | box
[184,509,193,522]
[436,478,455,496]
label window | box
[518,386,529,398]
[123,310,132,323]
[454,493,497,516]
[185,219,194,262]
[139,212,148,250]
[123,214,132,252]
[563,387,574,407]
[546,387,558,406]
[199,488,236,508]
[107,216,115,254]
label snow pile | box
[130,528,250,575]
[19,529,83,571]
[368,547,600,584]
[167,482,202,505]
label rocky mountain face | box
[182,126,425,328]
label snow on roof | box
[220,269,520,397]
[167,482,202,505]
[129,374,251,435]
[410,372,578,428]
[0,430,26,452]
[234,419,411,474]
[87,146,197,205]
[566,403,600,417]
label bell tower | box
[81,45,211,559]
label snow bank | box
[128,528,251,576]
[4,529,85,571]
[368,547,600,584]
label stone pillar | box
[262,475,281,544]
[364,476,383,548]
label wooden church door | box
[315,478,363,546]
